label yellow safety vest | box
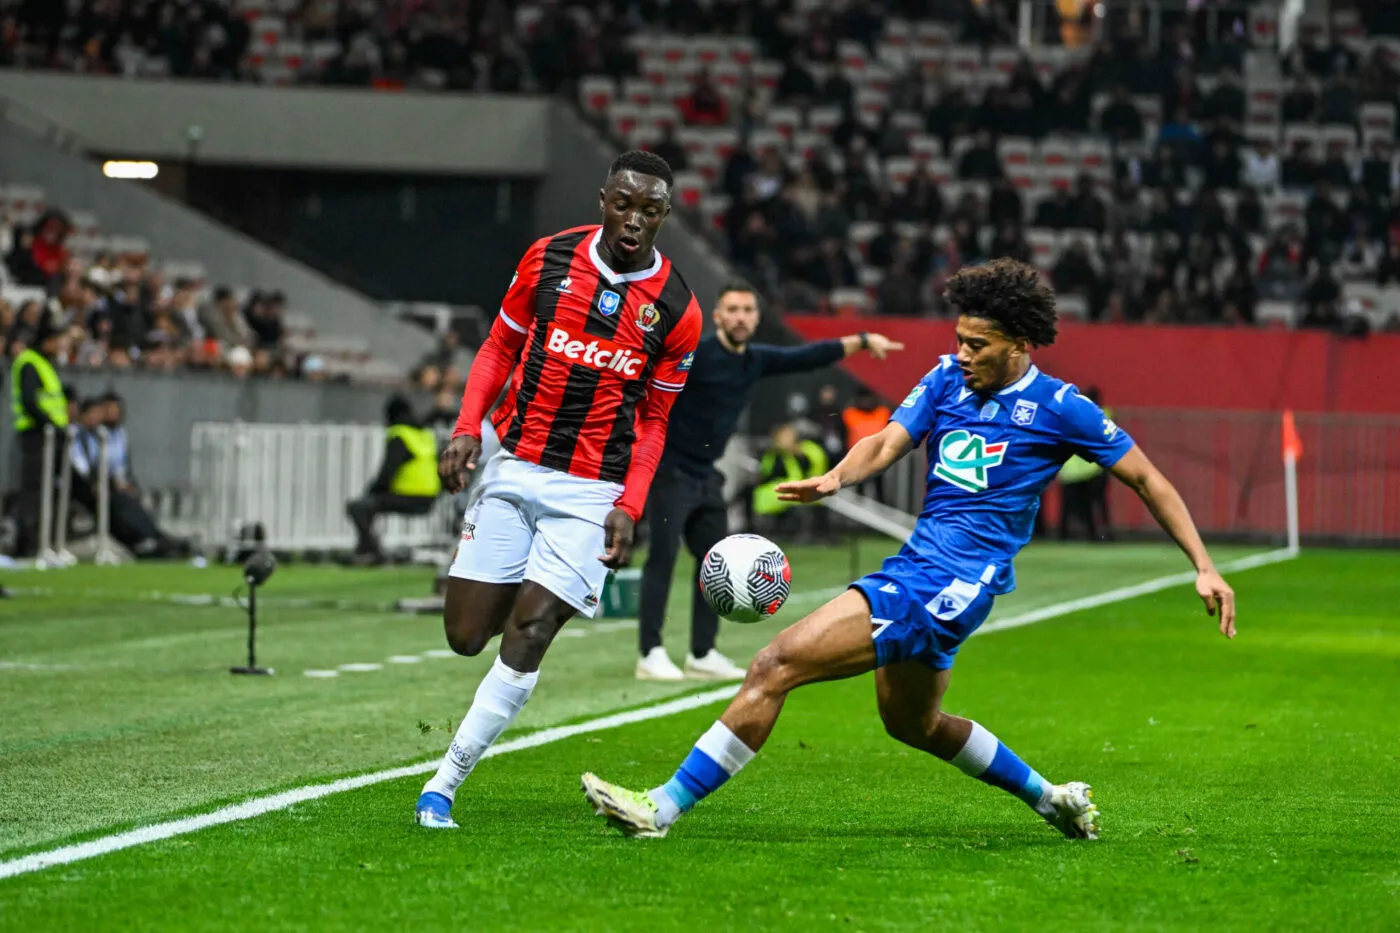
[753,440,829,516]
[10,348,68,433]
[386,424,442,497]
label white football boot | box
[1042,782,1100,840]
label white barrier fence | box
[189,422,458,554]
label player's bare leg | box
[876,662,1099,839]
[419,582,576,828]
[582,590,878,837]
[442,578,519,657]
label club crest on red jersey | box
[635,303,660,332]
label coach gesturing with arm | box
[636,284,903,682]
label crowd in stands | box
[6,0,1400,335]
[0,198,335,379]
[572,1,1400,332]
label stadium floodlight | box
[230,550,276,676]
[102,160,159,180]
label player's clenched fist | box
[439,435,481,494]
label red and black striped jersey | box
[457,225,702,506]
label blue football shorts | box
[849,555,997,671]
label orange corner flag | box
[1281,409,1303,461]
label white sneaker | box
[635,647,685,681]
[684,650,746,681]
[1042,781,1100,840]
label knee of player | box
[744,643,794,693]
[442,617,490,657]
[505,614,557,656]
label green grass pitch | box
[1,542,1397,930]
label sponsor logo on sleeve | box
[900,384,926,408]
[678,351,695,372]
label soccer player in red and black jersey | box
[416,151,703,829]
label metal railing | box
[189,421,457,554]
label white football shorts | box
[447,451,621,618]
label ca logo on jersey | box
[933,430,1008,493]
[900,385,926,408]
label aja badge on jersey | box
[933,430,1008,492]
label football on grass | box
[699,534,791,624]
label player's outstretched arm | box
[1108,445,1237,638]
[777,422,913,503]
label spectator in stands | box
[1223,262,1260,324]
[813,384,846,468]
[244,290,284,349]
[1052,239,1102,315]
[1203,70,1247,123]
[1306,181,1349,258]
[201,285,252,349]
[987,176,1024,229]
[650,126,689,174]
[988,223,1031,265]
[5,209,72,287]
[1158,108,1202,161]
[875,259,922,316]
[1300,264,1344,329]
[1202,134,1242,190]
[776,53,818,106]
[1281,77,1319,123]
[100,392,135,494]
[1359,138,1396,202]
[1070,175,1108,232]
[1100,87,1145,143]
[345,395,442,565]
[1236,187,1266,234]
[1257,227,1307,301]
[1282,138,1322,190]
[1338,218,1384,282]
[958,128,1002,181]
[1319,74,1361,126]
[678,68,729,127]
[1034,187,1075,230]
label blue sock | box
[651,722,756,827]
[949,721,1052,813]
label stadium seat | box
[578,76,617,116]
[1056,293,1089,321]
[673,171,706,210]
[829,287,872,315]
[1256,300,1296,327]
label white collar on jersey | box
[996,363,1040,396]
[589,228,664,285]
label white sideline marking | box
[978,547,1297,635]
[387,655,423,664]
[337,663,383,673]
[0,547,1297,881]
[0,686,739,882]
[302,670,339,679]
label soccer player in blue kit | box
[581,259,1236,840]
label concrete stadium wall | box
[0,72,548,174]
[1,369,416,491]
[0,121,435,368]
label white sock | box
[423,656,538,801]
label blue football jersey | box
[889,355,1135,596]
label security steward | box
[636,282,903,682]
[752,422,829,520]
[10,311,69,557]
[347,395,442,564]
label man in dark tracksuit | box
[9,313,69,558]
[346,395,442,564]
[636,283,904,681]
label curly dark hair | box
[943,258,1059,348]
[607,150,674,191]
